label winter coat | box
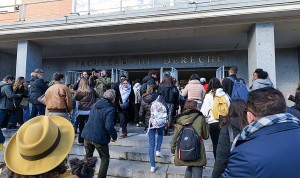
[158,85,179,107]
[288,91,300,111]
[249,78,274,91]
[181,80,205,103]
[29,72,48,104]
[221,74,245,97]
[94,76,111,98]
[201,88,231,124]
[221,122,300,178]
[81,98,117,145]
[74,90,97,111]
[13,84,28,108]
[139,93,159,127]
[0,82,20,110]
[171,109,209,167]
[211,117,242,178]
[45,82,73,113]
[140,76,157,96]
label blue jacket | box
[81,98,117,145]
[221,122,300,178]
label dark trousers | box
[209,122,221,159]
[85,140,110,178]
[134,103,141,123]
[0,109,16,128]
[78,114,89,143]
[119,112,128,134]
[30,104,45,118]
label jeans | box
[30,104,45,118]
[85,140,110,178]
[209,122,221,158]
[119,112,127,134]
[77,115,89,143]
[148,126,164,167]
[185,166,203,178]
[0,109,16,127]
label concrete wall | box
[0,52,16,80]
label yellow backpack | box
[211,96,229,120]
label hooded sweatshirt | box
[201,88,231,124]
[249,78,274,91]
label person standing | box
[249,68,273,91]
[81,89,118,178]
[12,76,28,126]
[74,77,97,145]
[201,77,230,158]
[284,80,300,111]
[140,70,158,96]
[221,65,246,97]
[29,69,48,118]
[211,100,248,178]
[45,72,73,119]
[115,79,134,139]
[0,75,21,129]
[133,79,142,126]
[94,70,111,99]
[171,100,209,178]
[222,87,300,177]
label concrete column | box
[0,52,16,80]
[16,40,42,80]
[248,22,276,87]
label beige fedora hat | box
[4,116,74,175]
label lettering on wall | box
[74,55,224,68]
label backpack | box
[176,124,202,161]
[211,95,229,120]
[227,77,249,101]
[149,96,167,128]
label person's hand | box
[284,93,291,99]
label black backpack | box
[176,124,202,161]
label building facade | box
[0,0,300,105]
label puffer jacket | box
[0,82,20,110]
[211,117,242,178]
[249,78,274,91]
[171,109,209,167]
[29,72,48,104]
[45,82,73,113]
[181,80,205,102]
[139,93,159,127]
[74,90,97,111]
[82,98,117,145]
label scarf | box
[119,83,131,103]
[231,113,300,151]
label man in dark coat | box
[29,69,48,118]
[221,65,245,97]
[0,75,21,129]
[221,87,300,178]
[140,70,158,96]
[82,89,117,178]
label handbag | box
[120,101,129,109]
[20,98,29,108]
[37,94,46,105]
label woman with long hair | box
[74,77,97,145]
[158,74,179,135]
[11,76,28,127]
[171,100,209,178]
[211,99,248,178]
[200,77,230,159]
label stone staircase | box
[2,129,215,178]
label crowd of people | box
[0,65,300,178]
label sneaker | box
[119,133,127,139]
[156,151,162,157]
[150,166,156,173]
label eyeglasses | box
[244,108,256,117]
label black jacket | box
[140,76,157,96]
[29,74,48,104]
[81,98,117,145]
[288,91,300,111]
[211,117,242,178]
[139,93,159,127]
[115,85,135,112]
[158,85,179,108]
[221,74,245,97]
